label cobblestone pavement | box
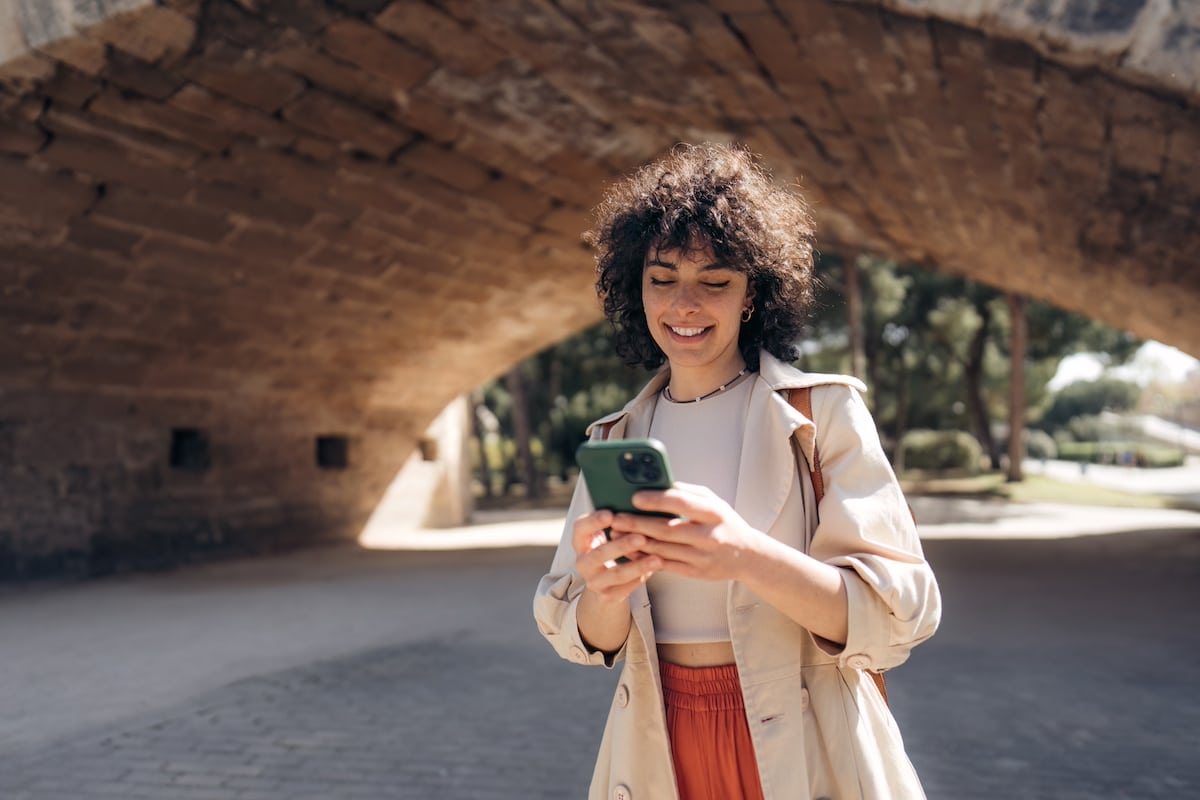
[2,525,1199,799]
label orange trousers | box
[661,661,766,800]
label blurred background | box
[454,256,1198,523]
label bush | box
[898,430,983,473]
[1024,429,1058,460]
[1055,441,1185,468]
[1042,377,1141,431]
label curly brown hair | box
[586,142,817,372]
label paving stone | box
[2,533,1199,798]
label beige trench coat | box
[534,352,941,800]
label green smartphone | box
[576,438,676,562]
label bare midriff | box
[658,641,736,667]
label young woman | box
[534,143,941,800]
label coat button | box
[847,654,872,670]
[799,687,810,712]
[613,784,632,800]
[569,645,587,664]
[616,684,630,708]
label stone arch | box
[0,0,1196,574]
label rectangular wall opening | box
[316,435,349,469]
[170,428,210,472]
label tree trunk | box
[547,356,569,481]
[1006,293,1028,482]
[470,390,493,500]
[964,303,1001,470]
[845,256,865,381]
[893,356,910,470]
[505,366,541,499]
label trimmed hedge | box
[1024,429,1058,460]
[1055,441,1185,468]
[898,429,983,472]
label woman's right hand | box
[572,509,662,604]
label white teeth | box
[670,326,706,337]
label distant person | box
[534,143,942,799]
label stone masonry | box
[0,0,1197,575]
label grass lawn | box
[900,472,1176,509]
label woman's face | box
[641,241,752,382]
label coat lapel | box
[732,378,811,536]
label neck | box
[667,360,749,402]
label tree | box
[505,365,540,499]
[476,322,646,498]
[807,256,1141,469]
[1006,293,1027,482]
[1040,377,1143,431]
[478,258,1144,498]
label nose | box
[671,283,700,313]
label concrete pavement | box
[2,498,1199,799]
[1024,456,1200,508]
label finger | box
[584,551,662,592]
[631,488,722,522]
[573,508,614,535]
[610,512,679,539]
[578,533,651,572]
[613,513,707,546]
[571,510,615,554]
[670,481,715,497]
[638,538,709,565]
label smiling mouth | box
[668,325,709,337]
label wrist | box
[582,585,627,611]
[739,528,801,588]
[732,527,775,584]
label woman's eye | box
[649,277,674,286]
[703,282,731,289]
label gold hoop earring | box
[742,304,754,323]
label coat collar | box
[586,352,866,437]
[584,351,866,535]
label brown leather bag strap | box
[789,387,825,503]
[786,387,889,706]
[595,420,617,441]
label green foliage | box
[898,430,984,473]
[1023,429,1058,460]
[808,255,1142,451]
[1041,378,1142,431]
[478,321,648,492]
[1055,441,1185,468]
[476,256,1149,501]
[1059,413,1132,443]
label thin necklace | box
[663,367,750,403]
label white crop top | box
[645,375,753,643]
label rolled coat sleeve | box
[533,476,628,668]
[807,385,941,672]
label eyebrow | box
[645,258,733,272]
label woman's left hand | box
[610,482,766,582]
